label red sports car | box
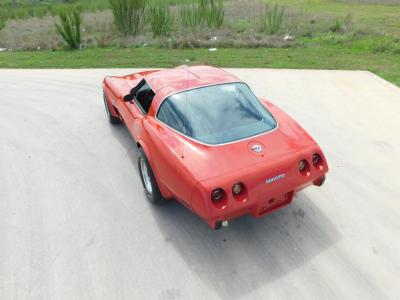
[102,66,328,229]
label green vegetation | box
[148,3,174,37]
[260,4,285,34]
[201,0,224,29]
[178,0,224,30]
[109,0,146,35]
[55,7,82,49]
[0,0,196,20]
[0,46,399,87]
[0,14,6,31]
[179,4,203,29]
[0,0,399,87]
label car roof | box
[144,66,241,93]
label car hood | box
[180,100,319,182]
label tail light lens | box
[211,188,227,209]
[211,188,225,202]
[232,183,244,196]
[299,160,307,172]
[298,159,310,175]
[312,153,322,166]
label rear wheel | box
[138,148,164,205]
[103,93,120,124]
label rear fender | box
[136,140,173,199]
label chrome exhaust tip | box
[215,220,229,230]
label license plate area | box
[256,191,295,217]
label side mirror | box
[124,86,138,102]
[124,94,133,102]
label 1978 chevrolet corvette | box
[102,66,328,229]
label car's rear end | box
[190,143,328,229]
[181,96,328,229]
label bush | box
[201,0,224,29]
[330,18,343,33]
[109,0,146,36]
[55,7,82,49]
[179,4,203,29]
[205,0,225,28]
[148,3,174,37]
[179,0,225,30]
[0,14,6,31]
[260,4,285,35]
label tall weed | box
[0,14,6,31]
[109,0,146,36]
[204,0,224,29]
[55,7,82,49]
[330,18,343,33]
[179,5,203,29]
[179,0,225,30]
[148,3,174,37]
[260,4,285,34]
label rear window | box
[157,83,277,145]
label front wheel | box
[138,148,165,205]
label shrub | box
[179,0,225,30]
[55,7,82,49]
[148,3,174,37]
[260,4,285,35]
[109,0,146,36]
[199,0,224,29]
[0,14,6,31]
[330,18,343,33]
[179,5,203,29]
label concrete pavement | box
[0,69,399,299]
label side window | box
[134,81,155,114]
[157,98,187,134]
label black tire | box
[138,148,165,205]
[103,93,121,124]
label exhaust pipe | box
[215,220,229,230]
[313,175,326,187]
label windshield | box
[157,82,277,145]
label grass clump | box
[109,0,146,36]
[148,3,174,37]
[330,18,343,33]
[55,7,82,50]
[0,15,6,32]
[200,0,224,29]
[260,3,285,35]
[178,0,224,30]
[179,4,203,29]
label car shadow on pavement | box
[150,194,341,299]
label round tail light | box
[299,160,307,172]
[312,153,322,166]
[232,183,244,196]
[211,188,225,202]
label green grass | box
[265,0,400,34]
[1,0,399,88]
[3,0,400,35]
[0,46,399,86]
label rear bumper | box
[206,175,325,229]
[189,149,328,229]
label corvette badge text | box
[266,174,286,184]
